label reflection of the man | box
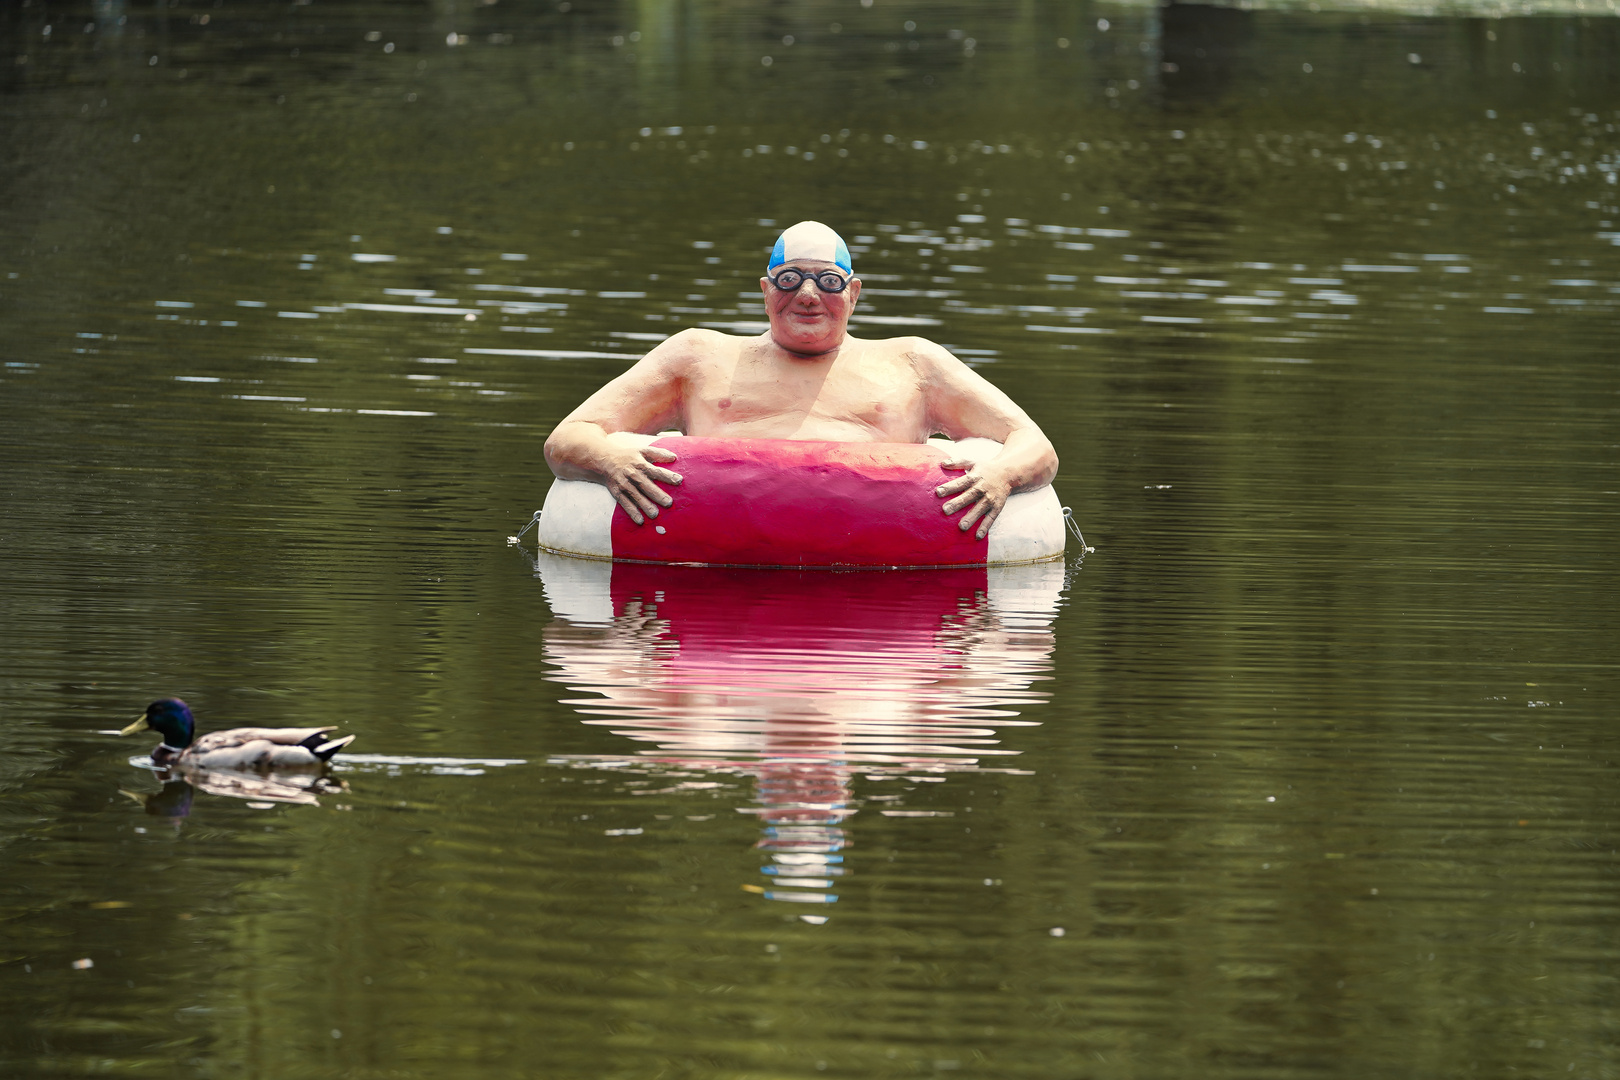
[536,553,1063,916]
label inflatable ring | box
[535,434,1065,568]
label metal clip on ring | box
[508,510,542,545]
[1061,506,1095,554]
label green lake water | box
[3,1,1619,1076]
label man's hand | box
[603,443,682,525]
[936,457,1013,540]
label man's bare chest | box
[688,351,925,436]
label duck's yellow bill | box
[119,716,150,736]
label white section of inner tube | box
[987,485,1065,565]
[536,479,616,559]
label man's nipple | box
[718,397,732,410]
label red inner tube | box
[609,437,991,568]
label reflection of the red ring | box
[538,557,1062,913]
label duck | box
[120,698,355,771]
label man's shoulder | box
[656,327,736,352]
[643,327,741,369]
[864,334,961,368]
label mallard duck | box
[120,698,355,771]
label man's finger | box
[942,488,980,515]
[935,474,975,498]
[940,458,973,472]
[647,467,684,486]
[958,498,990,532]
[635,485,665,514]
[974,503,1003,540]
[613,489,646,525]
[636,477,674,508]
[619,478,662,518]
[643,447,679,464]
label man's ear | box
[847,276,861,305]
[759,276,771,299]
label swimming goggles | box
[767,267,851,293]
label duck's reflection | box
[535,554,1064,913]
[120,764,347,822]
[122,778,196,824]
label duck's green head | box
[121,699,196,749]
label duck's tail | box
[308,734,356,762]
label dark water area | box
[3,0,1620,1077]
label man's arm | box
[543,330,710,525]
[910,340,1060,540]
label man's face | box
[760,259,862,356]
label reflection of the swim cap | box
[747,764,853,907]
[537,555,1062,913]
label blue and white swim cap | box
[768,221,853,274]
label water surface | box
[2,1,1618,1077]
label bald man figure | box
[543,221,1058,539]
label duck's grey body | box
[153,727,355,771]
